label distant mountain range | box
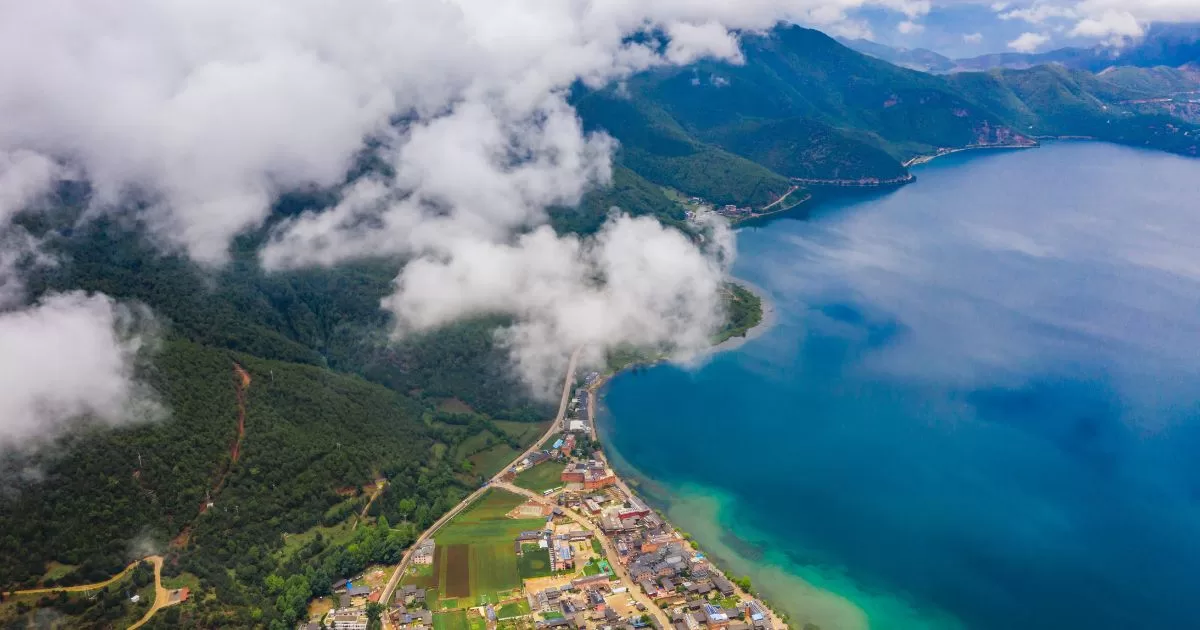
[841,22,1200,75]
[571,25,1200,211]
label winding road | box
[4,555,185,630]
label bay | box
[599,142,1200,630]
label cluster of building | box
[566,388,591,434]
[670,599,774,630]
[318,579,379,630]
[388,585,431,629]
[528,573,647,630]
[516,527,596,572]
[715,204,754,219]
[315,578,430,630]
[561,460,617,490]
[563,481,779,630]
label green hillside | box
[570,25,1200,207]
[946,66,1200,155]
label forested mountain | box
[572,25,1199,208]
[5,21,1200,630]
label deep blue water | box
[600,142,1200,630]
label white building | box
[327,609,369,630]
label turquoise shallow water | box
[599,143,1200,630]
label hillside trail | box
[229,363,251,464]
[175,362,253,548]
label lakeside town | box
[306,367,789,630]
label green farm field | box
[423,489,545,606]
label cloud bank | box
[1008,31,1051,51]
[0,292,159,447]
[0,0,945,402]
[992,0,1200,40]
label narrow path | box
[379,347,582,616]
[352,479,388,531]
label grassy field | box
[497,600,531,619]
[513,461,566,494]
[469,443,521,477]
[427,489,546,607]
[538,433,564,450]
[278,520,358,560]
[39,562,79,584]
[591,538,603,554]
[516,548,553,580]
[434,610,471,630]
[161,571,202,592]
[494,420,548,444]
[468,612,488,630]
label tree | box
[366,601,385,630]
[733,576,752,592]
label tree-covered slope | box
[946,65,1200,155]
[571,24,1199,202]
[573,89,793,206]
[631,26,1029,158]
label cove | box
[598,142,1200,630]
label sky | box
[0,0,1198,448]
[843,0,1200,57]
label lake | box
[598,142,1200,630]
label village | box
[308,372,786,630]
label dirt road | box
[4,555,187,630]
[2,558,150,597]
[128,555,180,630]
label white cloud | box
[0,292,159,447]
[381,215,733,396]
[1008,31,1051,52]
[963,32,985,44]
[1069,9,1143,39]
[898,20,925,35]
[992,0,1200,40]
[999,2,1077,24]
[0,0,943,398]
[0,150,63,306]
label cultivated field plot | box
[434,610,470,630]
[512,462,566,494]
[427,489,546,607]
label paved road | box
[379,348,582,615]
[492,481,671,628]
